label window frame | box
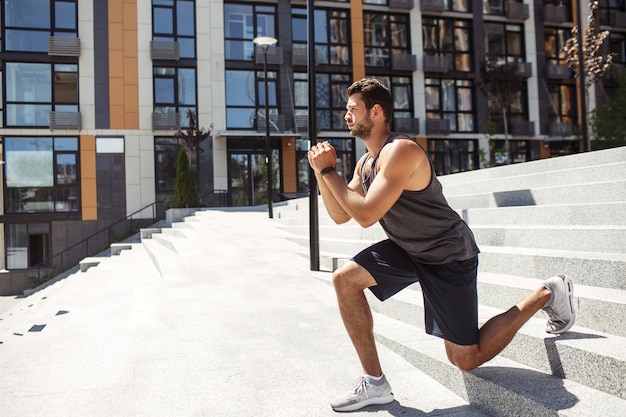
[425,78,477,133]
[4,62,79,128]
[225,69,278,130]
[224,2,276,61]
[152,0,197,59]
[3,136,81,215]
[153,66,197,127]
[363,11,411,69]
[422,17,474,73]
[3,0,78,52]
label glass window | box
[428,139,478,175]
[484,0,504,15]
[315,9,350,66]
[4,137,80,214]
[225,70,277,130]
[315,73,350,130]
[55,1,77,30]
[152,0,195,58]
[153,67,197,126]
[548,84,577,126]
[544,28,569,65]
[423,18,473,72]
[155,137,181,192]
[425,78,476,133]
[4,0,78,52]
[5,63,78,127]
[485,23,525,64]
[364,12,410,68]
[598,0,625,25]
[6,224,28,269]
[224,3,275,61]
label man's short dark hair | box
[347,78,394,126]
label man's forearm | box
[316,171,352,224]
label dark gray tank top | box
[360,134,479,264]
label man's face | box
[345,95,373,139]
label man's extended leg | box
[445,275,575,371]
[332,261,382,376]
[330,261,394,412]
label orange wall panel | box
[108,0,138,129]
[80,136,97,221]
[350,0,365,81]
[282,138,297,193]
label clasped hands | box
[308,141,337,174]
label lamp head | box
[253,36,278,51]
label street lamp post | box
[253,36,278,218]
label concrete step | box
[439,146,626,186]
[471,224,626,253]
[457,202,626,226]
[446,180,626,209]
[478,246,626,291]
[441,162,626,197]
[280,221,626,254]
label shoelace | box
[351,376,370,398]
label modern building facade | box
[0,0,622,294]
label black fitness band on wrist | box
[320,166,335,176]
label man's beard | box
[350,113,374,139]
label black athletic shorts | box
[352,239,479,346]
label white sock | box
[365,373,384,381]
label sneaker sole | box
[547,274,576,334]
[332,394,395,412]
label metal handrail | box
[29,201,166,281]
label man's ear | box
[372,104,382,119]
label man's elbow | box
[353,215,378,228]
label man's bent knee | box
[444,341,483,371]
[332,261,377,294]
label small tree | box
[170,110,213,207]
[591,67,626,150]
[176,109,213,163]
[172,148,200,208]
[478,54,525,164]
[562,1,615,151]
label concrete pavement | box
[0,208,486,417]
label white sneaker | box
[330,375,394,412]
[542,274,576,334]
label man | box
[307,78,576,412]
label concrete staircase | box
[272,146,626,417]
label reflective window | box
[4,137,80,214]
[315,9,350,66]
[5,63,78,127]
[423,18,473,72]
[485,23,524,64]
[544,28,569,65]
[364,13,410,68]
[369,76,414,123]
[598,0,625,25]
[425,78,476,132]
[548,84,576,126]
[428,139,478,175]
[152,0,196,58]
[315,73,350,131]
[155,137,181,192]
[225,70,277,129]
[153,67,197,126]
[224,3,275,61]
[4,0,78,52]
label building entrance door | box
[229,152,278,207]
